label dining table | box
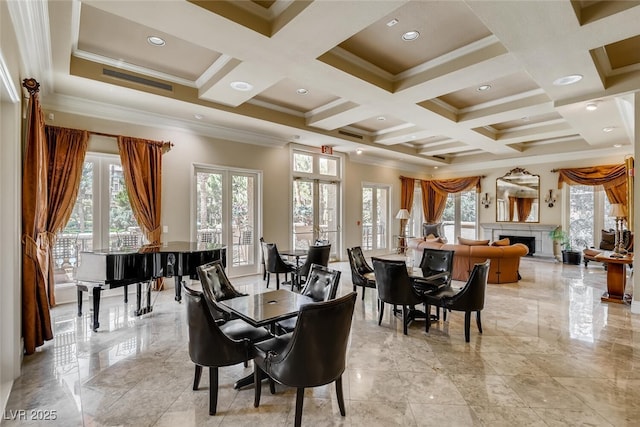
[279,249,308,288]
[216,288,316,388]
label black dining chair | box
[252,292,357,427]
[347,246,376,300]
[413,248,455,319]
[423,261,489,342]
[275,264,341,334]
[196,259,247,322]
[295,244,331,286]
[182,281,272,416]
[262,241,297,290]
[372,257,424,335]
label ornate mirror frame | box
[496,167,540,222]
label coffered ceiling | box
[9,0,640,173]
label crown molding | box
[42,93,290,148]
[0,52,20,103]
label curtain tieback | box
[22,232,50,259]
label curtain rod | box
[400,175,486,181]
[89,130,174,148]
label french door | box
[292,179,340,258]
[194,166,261,276]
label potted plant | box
[549,228,582,265]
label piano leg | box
[174,276,182,302]
[77,288,83,317]
[92,287,101,331]
[136,282,142,314]
[134,281,154,316]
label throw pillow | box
[600,229,615,250]
[491,238,510,246]
[422,222,443,237]
[425,233,437,240]
[458,237,490,246]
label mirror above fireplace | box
[496,168,539,222]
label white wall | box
[0,0,23,411]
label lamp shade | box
[608,204,626,218]
[395,209,410,220]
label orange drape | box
[44,126,89,306]
[557,164,627,206]
[117,136,164,245]
[400,177,415,235]
[21,79,53,355]
[516,197,533,222]
[420,176,482,223]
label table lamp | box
[608,203,627,257]
[396,209,410,234]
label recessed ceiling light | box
[402,30,420,41]
[614,144,622,148]
[434,166,439,170]
[356,148,363,155]
[553,74,583,86]
[147,36,166,46]
[602,127,615,132]
[477,84,491,91]
[376,116,386,121]
[296,88,308,95]
[230,81,253,91]
[410,135,416,139]
[586,102,599,111]
[194,114,203,120]
[386,18,399,27]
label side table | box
[595,253,633,303]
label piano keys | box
[76,241,226,331]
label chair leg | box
[464,311,471,343]
[269,377,276,394]
[294,387,305,427]
[336,376,346,416]
[476,311,483,334]
[193,365,202,390]
[276,273,280,290]
[402,305,409,335]
[253,366,262,408]
[361,286,365,300]
[209,367,219,415]
[425,305,431,333]
[266,272,270,288]
[378,300,384,325]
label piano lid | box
[80,241,226,255]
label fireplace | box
[500,235,535,255]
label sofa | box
[407,237,529,284]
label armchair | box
[346,246,376,300]
[372,257,424,335]
[182,282,271,415]
[423,261,489,342]
[252,292,357,427]
[262,241,296,289]
[275,264,341,334]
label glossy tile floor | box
[5,258,640,426]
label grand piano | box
[76,241,226,331]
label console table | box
[595,253,633,304]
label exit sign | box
[321,145,333,154]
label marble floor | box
[4,258,640,426]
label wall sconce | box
[545,189,556,207]
[480,193,491,208]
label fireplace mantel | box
[480,223,559,258]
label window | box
[407,186,478,241]
[361,184,389,251]
[291,148,341,258]
[54,154,139,290]
[569,185,615,248]
[194,165,261,276]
